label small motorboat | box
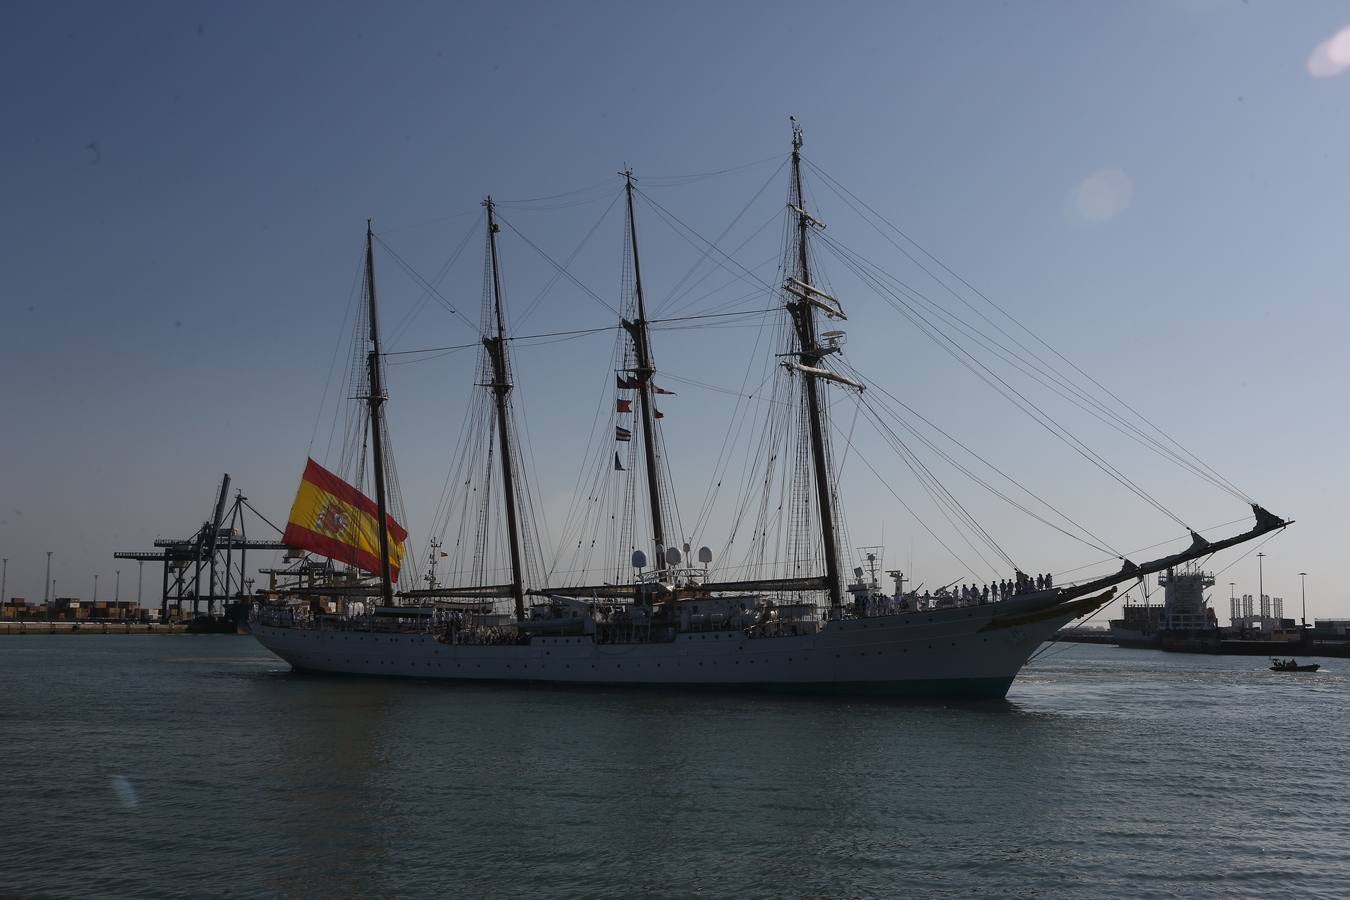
[1270,658,1320,673]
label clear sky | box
[2,0,1347,620]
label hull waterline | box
[251,593,1104,700]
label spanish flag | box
[282,458,408,582]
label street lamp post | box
[1299,572,1308,628]
[1257,552,1266,618]
[115,570,120,604]
[44,551,52,605]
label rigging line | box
[386,346,479,367]
[494,176,622,205]
[819,228,1246,502]
[661,220,785,320]
[660,256,783,321]
[858,401,1016,571]
[854,390,1116,558]
[813,229,1182,510]
[840,421,987,580]
[819,233,1191,531]
[370,234,479,332]
[835,356,1120,556]
[512,331,615,349]
[724,318,797,549]
[651,307,780,324]
[638,153,785,186]
[493,195,620,212]
[493,212,620,317]
[653,158,788,316]
[631,186,778,293]
[511,324,617,342]
[652,323,773,335]
[383,325,618,357]
[388,213,483,349]
[239,498,285,536]
[508,383,553,585]
[690,311,783,541]
[377,207,483,235]
[659,369,789,402]
[804,156,1254,505]
[835,394,862,475]
[1051,515,1250,580]
[331,263,373,468]
[384,307,779,359]
[546,331,627,580]
[516,189,623,331]
[1211,529,1285,579]
[383,341,485,358]
[841,392,999,573]
[840,356,1114,555]
[1026,583,1133,665]
[308,249,365,456]
[826,235,1240,497]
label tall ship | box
[251,124,1289,697]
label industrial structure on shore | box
[108,475,288,630]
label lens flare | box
[1307,25,1350,78]
[1069,168,1134,225]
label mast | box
[621,171,668,571]
[483,198,528,622]
[786,122,845,612]
[364,221,395,607]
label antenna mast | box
[621,171,668,572]
[365,221,395,607]
[484,198,528,622]
[786,122,845,612]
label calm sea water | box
[2,636,1347,899]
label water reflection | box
[4,639,1349,897]
[252,674,399,897]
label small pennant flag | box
[616,425,632,442]
[616,398,632,413]
[653,385,676,395]
[617,375,639,389]
[654,409,664,419]
[614,453,625,471]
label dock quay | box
[0,621,190,636]
[1050,627,1115,644]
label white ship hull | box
[252,593,1101,699]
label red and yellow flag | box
[282,458,408,582]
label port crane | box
[114,474,287,622]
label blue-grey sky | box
[3,1,1347,620]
